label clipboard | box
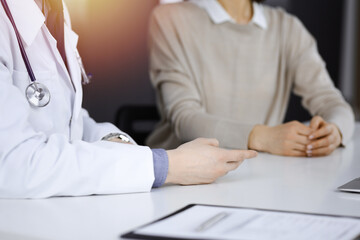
[338,177,360,193]
[121,204,196,240]
[121,204,360,240]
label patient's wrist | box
[248,125,268,152]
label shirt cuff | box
[151,149,169,188]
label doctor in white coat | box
[0,0,257,198]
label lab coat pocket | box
[12,70,58,95]
[12,70,58,134]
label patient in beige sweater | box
[147,0,355,157]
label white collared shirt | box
[188,0,267,29]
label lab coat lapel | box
[7,0,82,119]
[8,0,77,97]
[44,26,76,93]
[64,25,83,119]
[6,0,45,46]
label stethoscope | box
[0,0,92,108]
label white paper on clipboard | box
[132,205,360,240]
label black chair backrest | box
[115,105,160,145]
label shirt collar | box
[189,0,268,29]
[6,0,45,46]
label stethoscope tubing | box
[1,0,91,108]
[1,0,37,83]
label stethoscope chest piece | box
[26,82,51,107]
[1,0,92,108]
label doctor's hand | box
[165,138,257,185]
[248,121,313,157]
[306,116,342,157]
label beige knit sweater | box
[146,2,355,150]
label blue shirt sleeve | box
[151,149,169,188]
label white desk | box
[0,123,359,240]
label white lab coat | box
[0,0,155,198]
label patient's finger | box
[307,144,336,157]
[309,116,324,130]
[309,125,332,140]
[307,135,334,150]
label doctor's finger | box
[219,149,258,163]
[225,161,242,172]
[196,138,220,147]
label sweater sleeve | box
[148,7,255,150]
[285,16,355,145]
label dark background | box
[66,0,359,134]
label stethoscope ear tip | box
[82,73,93,85]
